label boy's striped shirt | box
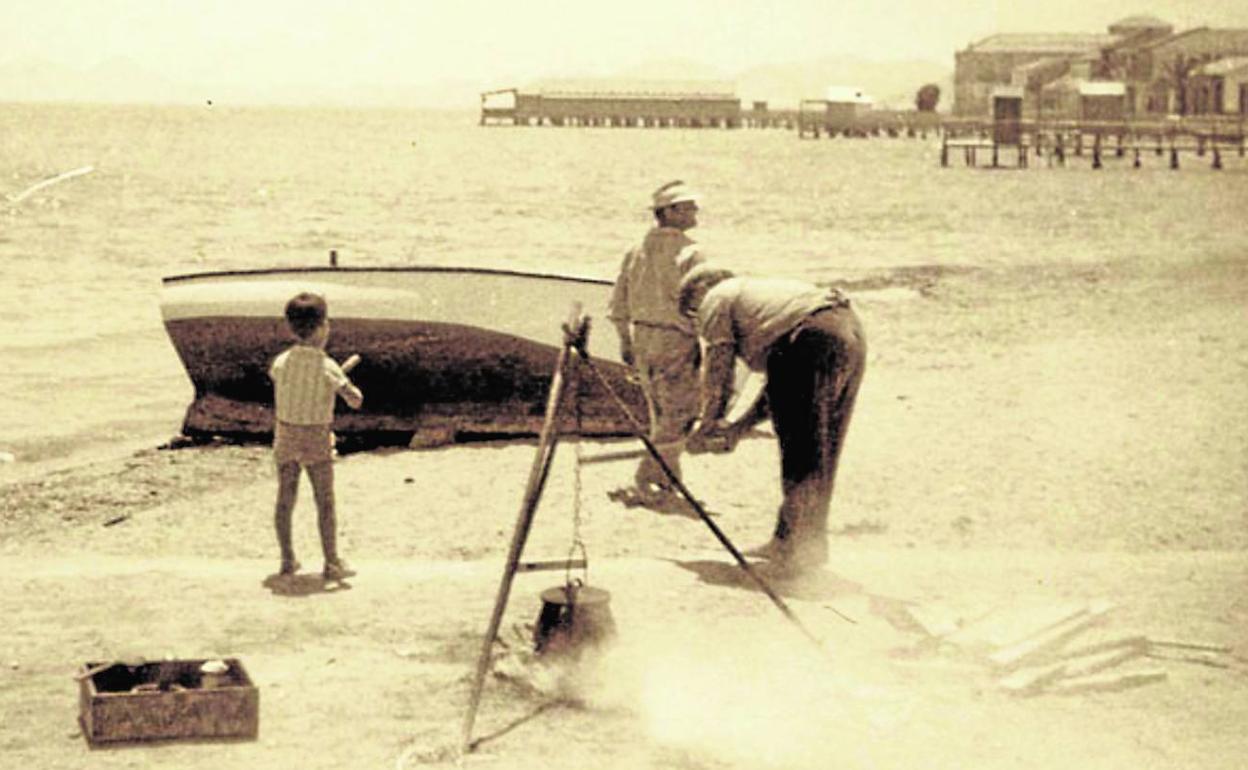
[269,345,350,425]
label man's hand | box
[687,417,736,454]
[825,287,851,309]
[611,320,634,368]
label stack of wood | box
[900,599,1232,696]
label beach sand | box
[1,256,1246,769]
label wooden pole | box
[461,306,586,754]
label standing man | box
[607,180,707,508]
[678,265,866,573]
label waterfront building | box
[1188,56,1248,115]
[823,86,873,130]
[1128,29,1248,114]
[954,31,1116,117]
[958,16,1248,119]
[1099,16,1176,114]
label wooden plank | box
[1048,668,1167,695]
[1146,650,1231,669]
[946,600,1089,650]
[1148,639,1232,654]
[998,640,1145,696]
[987,600,1115,670]
[901,603,970,639]
[1058,634,1148,660]
[1063,644,1145,678]
[998,661,1068,695]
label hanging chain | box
[566,346,589,589]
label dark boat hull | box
[160,267,646,445]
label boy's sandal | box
[323,560,357,581]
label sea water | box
[2,102,1246,468]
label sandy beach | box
[2,250,1245,768]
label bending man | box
[678,265,866,573]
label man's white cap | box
[651,180,700,210]
[677,263,736,317]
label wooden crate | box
[78,658,259,744]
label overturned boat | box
[159,265,647,445]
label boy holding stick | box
[268,292,363,581]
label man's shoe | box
[743,538,786,561]
[323,560,356,581]
[279,559,301,577]
[610,484,703,515]
[777,540,828,575]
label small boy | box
[269,292,363,581]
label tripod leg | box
[462,309,585,753]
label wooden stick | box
[74,658,146,681]
[7,165,94,205]
[1048,668,1167,695]
[1146,650,1231,669]
[1058,634,1148,660]
[74,661,118,681]
[1148,639,1232,654]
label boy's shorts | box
[273,421,335,466]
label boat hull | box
[160,267,647,444]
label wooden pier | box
[481,85,746,129]
[482,86,891,131]
[940,117,1248,170]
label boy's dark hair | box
[284,292,328,339]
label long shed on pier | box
[481,80,742,128]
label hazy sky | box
[8,0,1248,87]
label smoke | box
[564,621,919,769]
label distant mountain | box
[0,55,495,109]
[615,58,731,81]
[0,55,952,111]
[525,55,951,111]
[0,56,184,104]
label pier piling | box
[934,116,1245,172]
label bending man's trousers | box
[764,306,866,565]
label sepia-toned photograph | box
[2,2,1246,767]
